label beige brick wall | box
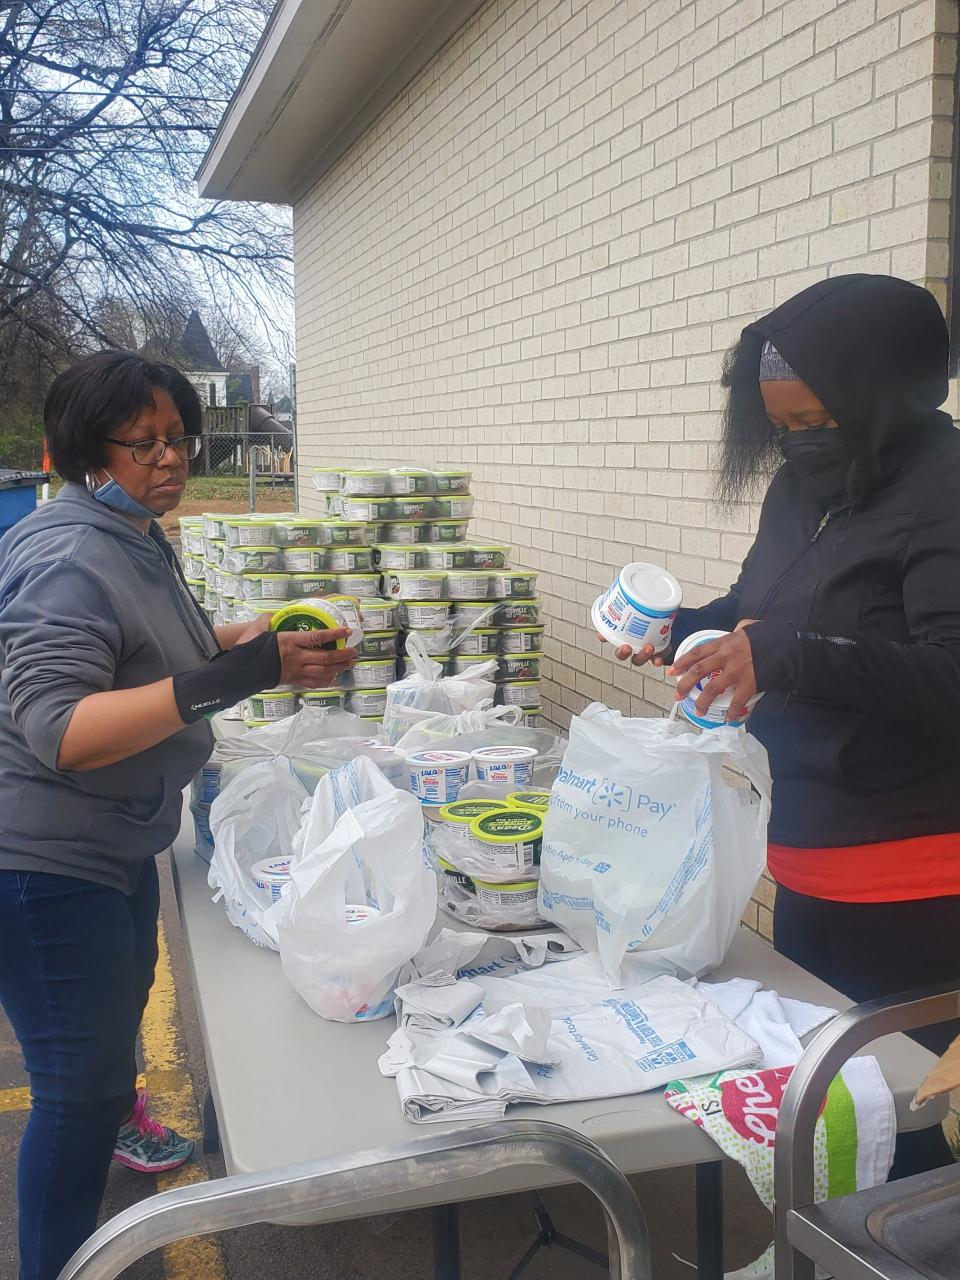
[293,0,958,939]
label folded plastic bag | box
[539,703,771,985]
[277,756,437,1022]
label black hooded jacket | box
[673,275,960,850]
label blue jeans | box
[0,860,160,1280]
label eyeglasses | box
[104,435,202,466]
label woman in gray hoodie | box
[0,350,356,1280]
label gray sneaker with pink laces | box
[112,1088,195,1174]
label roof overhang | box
[197,0,487,204]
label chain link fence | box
[194,431,295,488]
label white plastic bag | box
[383,633,496,744]
[278,757,437,1022]
[392,704,521,753]
[208,758,309,950]
[538,703,771,985]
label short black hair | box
[44,350,203,484]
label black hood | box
[743,274,952,487]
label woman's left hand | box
[669,624,758,722]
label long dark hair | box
[715,332,781,506]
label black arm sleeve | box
[172,633,282,724]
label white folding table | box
[169,806,944,1278]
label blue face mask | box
[86,470,162,520]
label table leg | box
[696,1160,724,1279]
[202,1087,221,1155]
[431,1203,461,1280]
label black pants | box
[774,884,960,1179]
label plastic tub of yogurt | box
[467,544,510,569]
[498,652,542,681]
[283,547,327,573]
[353,598,399,630]
[185,578,205,605]
[432,469,471,494]
[450,602,496,630]
[381,520,431,544]
[391,496,434,520]
[220,571,242,598]
[225,545,285,574]
[372,544,423,571]
[224,517,280,547]
[300,689,346,709]
[287,572,336,598]
[493,570,538,599]
[345,687,389,718]
[269,597,363,647]
[250,857,292,905]
[494,599,541,627]
[278,519,331,547]
[445,570,495,600]
[340,468,390,496]
[206,538,226,565]
[593,562,682,655]
[401,626,450,655]
[407,749,472,804]
[438,799,510,827]
[388,467,435,495]
[472,746,538,787]
[449,654,496,676]
[335,571,381,598]
[469,808,544,875]
[431,494,474,519]
[182,554,203,578]
[672,629,762,729]
[311,467,343,491]
[384,571,446,600]
[452,628,499,655]
[428,519,470,543]
[240,573,291,601]
[499,624,545,653]
[399,654,449,678]
[422,544,472,571]
[499,680,541,709]
[339,495,394,523]
[343,658,396,689]
[398,600,451,629]
[357,630,399,659]
[181,528,205,556]
[318,521,367,547]
[201,513,227,540]
[325,546,372,573]
[473,878,542,927]
[243,690,299,721]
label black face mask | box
[776,425,851,500]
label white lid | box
[619,562,683,611]
[406,749,472,765]
[472,746,538,762]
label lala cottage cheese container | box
[593,561,682,654]
[407,750,472,804]
[472,745,538,787]
[672,629,762,730]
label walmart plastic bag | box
[383,632,496,744]
[207,758,309,950]
[538,703,771,985]
[278,756,437,1022]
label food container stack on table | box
[418,764,553,929]
[179,467,548,728]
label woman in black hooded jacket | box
[619,274,960,1174]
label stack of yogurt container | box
[177,465,548,727]
[408,752,551,929]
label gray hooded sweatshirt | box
[0,483,219,893]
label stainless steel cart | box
[56,1120,652,1280]
[774,981,960,1279]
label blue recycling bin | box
[0,470,48,540]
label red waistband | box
[768,833,960,903]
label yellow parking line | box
[0,1086,31,1113]
[140,917,227,1280]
